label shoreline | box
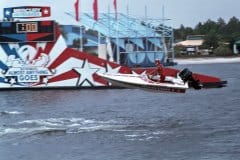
[174,57,240,65]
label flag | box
[74,0,80,21]
[93,0,98,21]
[113,0,117,19]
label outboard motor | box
[179,68,202,90]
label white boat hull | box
[97,73,189,93]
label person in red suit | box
[148,59,166,82]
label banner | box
[113,0,117,19]
[74,0,80,21]
[93,0,98,21]
[4,6,51,19]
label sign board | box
[5,66,53,83]
[0,21,55,42]
[4,6,51,19]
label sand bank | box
[175,57,240,65]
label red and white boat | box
[97,67,205,93]
[98,72,190,93]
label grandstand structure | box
[67,12,174,67]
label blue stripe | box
[1,22,12,27]
[0,78,23,86]
[1,34,26,41]
[0,77,6,83]
[1,44,20,58]
[0,61,8,70]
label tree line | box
[174,16,240,56]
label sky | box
[0,0,240,28]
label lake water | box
[0,63,240,160]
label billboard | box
[3,6,51,19]
[0,21,55,42]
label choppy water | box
[0,63,240,160]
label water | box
[0,63,240,160]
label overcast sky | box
[1,0,239,28]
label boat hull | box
[98,73,188,93]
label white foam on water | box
[1,117,127,138]
[125,134,140,138]
[1,116,170,142]
[83,124,123,131]
[152,131,171,135]
[124,130,172,141]
[0,126,64,137]
[0,111,24,115]
[17,118,88,128]
[145,136,154,140]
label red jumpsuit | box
[149,60,165,82]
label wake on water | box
[0,111,24,116]
[0,116,172,142]
[0,117,126,138]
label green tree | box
[174,16,240,56]
[213,45,233,56]
[226,16,240,33]
[174,25,194,40]
[203,29,220,50]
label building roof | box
[64,12,174,49]
[65,12,173,38]
[176,40,204,47]
[187,35,205,40]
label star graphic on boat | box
[9,78,16,86]
[73,60,99,87]
[131,70,147,76]
[106,63,121,74]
